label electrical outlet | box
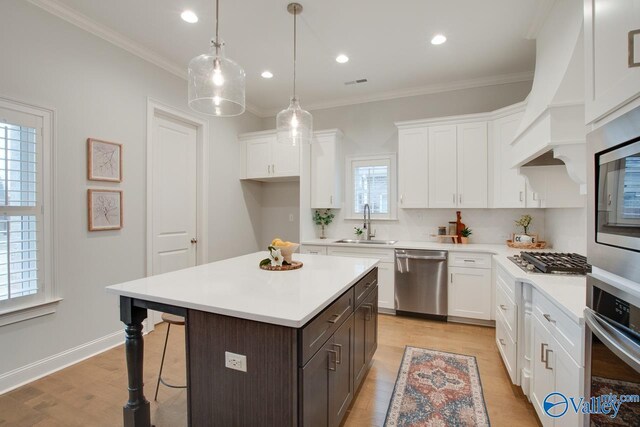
[289,213,294,222]
[225,351,247,372]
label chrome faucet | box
[363,203,375,240]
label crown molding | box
[26,0,266,117]
[260,71,534,117]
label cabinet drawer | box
[496,282,517,340]
[300,288,354,366]
[448,252,492,269]
[496,314,517,384]
[301,245,327,255]
[327,247,394,263]
[354,268,378,308]
[496,262,516,300]
[532,290,583,365]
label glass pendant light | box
[188,0,245,116]
[277,3,312,146]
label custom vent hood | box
[511,0,587,194]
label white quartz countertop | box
[106,252,378,328]
[302,239,587,323]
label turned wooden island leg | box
[120,296,151,427]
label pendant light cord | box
[293,6,297,99]
[214,0,220,55]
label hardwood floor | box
[0,314,539,426]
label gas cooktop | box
[508,252,591,275]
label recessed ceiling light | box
[181,10,198,23]
[261,71,274,79]
[335,54,349,64]
[431,34,447,45]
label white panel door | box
[272,139,300,177]
[311,136,337,208]
[448,267,492,320]
[152,115,198,276]
[398,128,429,208]
[428,125,457,208]
[457,122,488,208]
[246,136,271,179]
[493,113,526,208]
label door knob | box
[191,238,198,244]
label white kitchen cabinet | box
[492,110,527,208]
[585,0,640,124]
[241,131,300,180]
[457,122,488,208]
[428,123,488,208]
[311,130,343,209]
[448,266,492,321]
[428,125,458,208]
[326,246,394,311]
[300,245,327,255]
[531,314,556,427]
[398,128,429,208]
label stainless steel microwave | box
[588,106,640,283]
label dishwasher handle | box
[396,254,447,261]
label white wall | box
[544,207,587,254]
[259,181,300,248]
[262,81,535,243]
[0,2,263,387]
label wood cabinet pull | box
[327,350,338,371]
[544,349,553,370]
[630,29,640,68]
[333,344,342,364]
[541,343,548,363]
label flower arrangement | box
[313,209,335,239]
[259,246,285,267]
[515,214,533,235]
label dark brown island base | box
[118,267,378,427]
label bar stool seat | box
[154,313,187,401]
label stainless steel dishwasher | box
[394,249,448,319]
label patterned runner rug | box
[385,346,490,426]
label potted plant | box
[460,227,472,244]
[313,209,335,239]
[514,214,534,243]
[354,227,364,240]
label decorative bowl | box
[272,243,300,263]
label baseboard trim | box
[447,316,496,327]
[0,330,124,395]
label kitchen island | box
[106,252,379,427]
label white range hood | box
[511,0,587,194]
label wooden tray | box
[260,261,303,271]
[506,240,547,249]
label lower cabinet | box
[299,274,378,426]
[354,287,379,390]
[448,266,492,321]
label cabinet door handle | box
[519,191,524,202]
[400,194,403,204]
[272,164,275,174]
[330,195,333,205]
[327,305,350,324]
[459,194,462,204]
[452,194,456,204]
[499,338,506,346]
[500,304,507,311]
[327,349,338,371]
[333,343,342,364]
[544,349,553,370]
[630,29,640,68]
[543,314,556,324]
[450,273,453,283]
[541,343,548,363]
[364,304,373,321]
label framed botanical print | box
[87,138,122,182]
[88,189,123,231]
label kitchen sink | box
[335,239,398,245]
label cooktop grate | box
[520,252,591,274]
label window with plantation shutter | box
[0,99,56,325]
[346,154,397,220]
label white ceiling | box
[37,0,539,116]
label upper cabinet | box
[398,128,429,208]
[428,123,488,208]
[585,0,640,124]
[311,130,343,209]
[492,108,527,208]
[240,130,300,181]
